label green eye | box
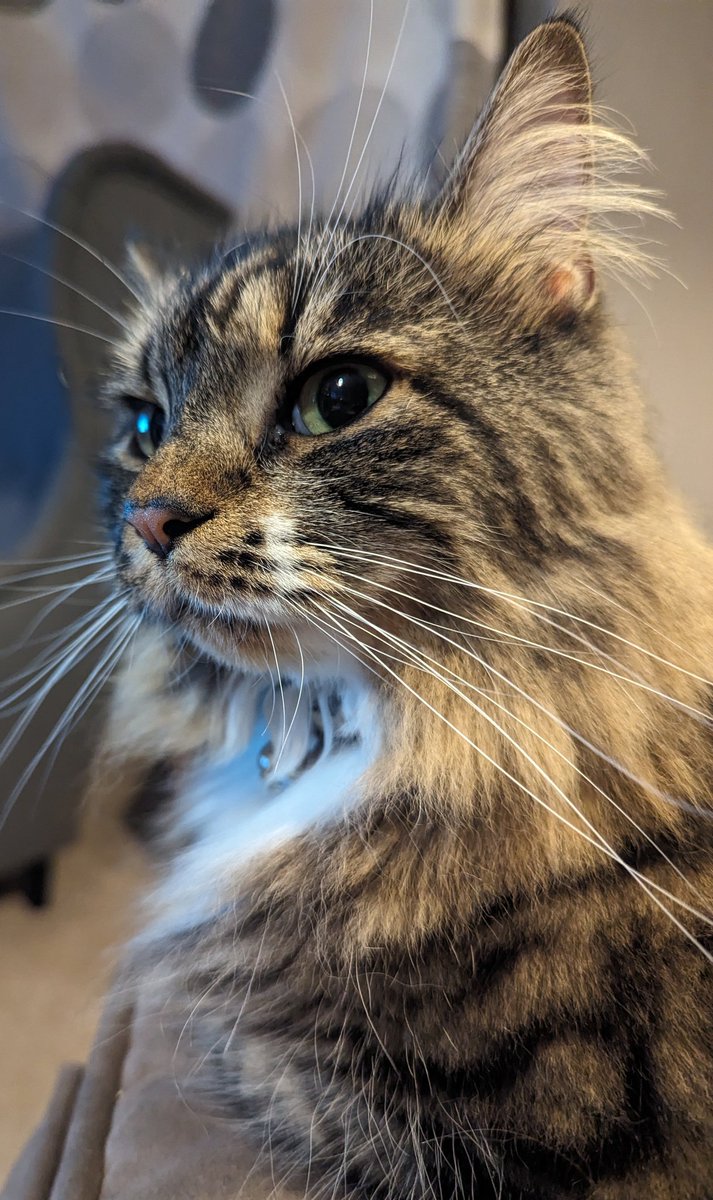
[291,361,389,435]
[132,403,165,459]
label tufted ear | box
[435,17,660,321]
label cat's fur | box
[103,18,713,1199]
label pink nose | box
[125,504,207,557]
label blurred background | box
[0,0,711,1176]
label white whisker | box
[273,629,305,776]
[312,541,713,690]
[8,569,114,653]
[0,587,121,706]
[0,200,142,302]
[309,597,713,959]
[326,571,711,814]
[0,307,117,346]
[340,0,414,228]
[0,564,113,612]
[313,0,374,268]
[274,72,304,316]
[292,137,316,312]
[0,611,138,830]
[0,551,111,588]
[24,615,142,812]
[328,582,708,902]
[265,622,287,763]
[311,232,467,337]
[0,598,127,768]
[0,251,130,331]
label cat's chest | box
[149,683,376,937]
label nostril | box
[125,503,212,557]
[162,514,202,542]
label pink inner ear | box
[545,259,596,313]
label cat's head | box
[102,18,662,679]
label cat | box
[100,16,713,1199]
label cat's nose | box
[124,503,210,558]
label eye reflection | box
[291,361,389,435]
[132,403,165,459]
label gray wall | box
[518,0,713,533]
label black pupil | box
[316,368,370,427]
[142,407,164,447]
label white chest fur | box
[144,674,379,940]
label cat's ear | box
[434,17,656,320]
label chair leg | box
[21,857,51,908]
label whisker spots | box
[251,581,275,599]
[234,550,259,571]
[217,534,267,567]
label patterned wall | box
[0,0,505,226]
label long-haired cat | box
[101,17,713,1199]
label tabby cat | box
[103,17,713,1199]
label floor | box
[0,774,151,1181]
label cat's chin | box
[168,607,353,679]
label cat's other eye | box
[291,361,389,436]
[126,400,166,460]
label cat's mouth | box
[121,545,336,672]
[142,586,306,667]
[120,526,390,678]
[151,592,321,672]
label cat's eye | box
[291,361,389,435]
[131,402,165,459]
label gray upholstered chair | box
[0,151,229,901]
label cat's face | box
[105,217,482,671]
[102,21,655,677]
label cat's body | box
[102,18,713,1198]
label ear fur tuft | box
[434,18,667,320]
[125,238,167,297]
